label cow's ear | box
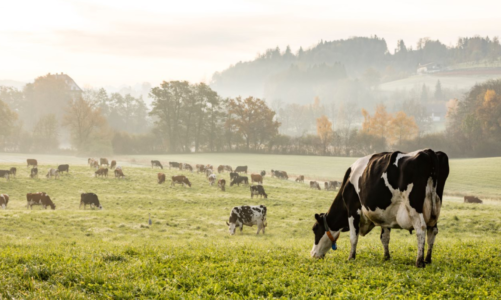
[314,213,322,223]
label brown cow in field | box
[217,165,225,173]
[110,160,117,169]
[196,164,206,173]
[464,196,483,204]
[92,161,99,169]
[295,175,304,183]
[100,158,109,167]
[114,169,125,179]
[310,181,321,190]
[158,173,166,184]
[251,174,263,184]
[9,167,16,177]
[30,167,38,178]
[171,175,192,187]
[0,194,9,209]
[0,170,10,181]
[27,159,37,168]
[184,164,193,172]
[95,168,108,177]
[218,179,226,191]
[26,192,56,210]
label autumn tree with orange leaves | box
[362,104,419,146]
[316,115,334,154]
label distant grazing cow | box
[235,166,247,173]
[95,168,108,177]
[295,175,304,183]
[229,172,239,180]
[226,205,267,235]
[171,175,192,187]
[27,159,37,168]
[46,168,60,179]
[310,181,321,190]
[9,167,17,177]
[251,174,263,184]
[250,185,268,199]
[110,160,117,169]
[260,170,266,177]
[230,175,248,187]
[205,168,213,177]
[0,170,10,181]
[169,162,180,169]
[0,194,9,209]
[324,181,339,191]
[208,173,217,186]
[88,158,93,165]
[100,158,109,167]
[310,149,449,268]
[224,165,233,172]
[27,192,56,210]
[206,164,213,170]
[158,173,166,184]
[92,161,99,169]
[57,164,69,174]
[80,193,102,209]
[151,160,163,169]
[196,164,205,173]
[184,164,193,172]
[30,167,38,178]
[273,170,288,180]
[464,196,483,204]
[218,179,226,191]
[217,165,225,173]
[115,169,125,179]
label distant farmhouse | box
[53,72,83,95]
[417,63,442,74]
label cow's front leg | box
[240,224,243,232]
[380,227,391,260]
[425,225,438,264]
[348,214,360,260]
[256,223,262,234]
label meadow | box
[0,154,500,299]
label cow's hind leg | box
[412,213,427,268]
[425,225,438,264]
[380,227,391,260]
[256,223,263,235]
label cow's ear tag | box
[332,243,337,251]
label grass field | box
[0,154,500,299]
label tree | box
[434,80,443,100]
[316,115,334,154]
[389,111,419,146]
[32,114,59,152]
[62,97,107,152]
[361,104,393,142]
[226,96,280,150]
[0,99,18,145]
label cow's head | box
[184,179,192,187]
[311,213,339,259]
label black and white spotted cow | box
[226,205,267,235]
[311,149,449,268]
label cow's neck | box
[325,191,349,232]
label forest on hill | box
[211,36,501,104]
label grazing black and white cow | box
[234,166,247,173]
[80,193,103,209]
[226,205,267,235]
[311,149,449,268]
[58,164,69,174]
[169,162,180,169]
[208,173,216,186]
[260,170,266,177]
[324,181,339,191]
[151,160,163,169]
[250,185,268,199]
[229,172,239,180]
[46,168,59,179]
[310,181,321,190]
[30,167,38,178]
[230,175,248,186]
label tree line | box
[1,74,500,158]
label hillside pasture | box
[0,158,500,298]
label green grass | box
[0,159,500,298]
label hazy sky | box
[1,0,500,88]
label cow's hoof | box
[383,254,391,261]
[424,257,432,264]
[416,260,426,268]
